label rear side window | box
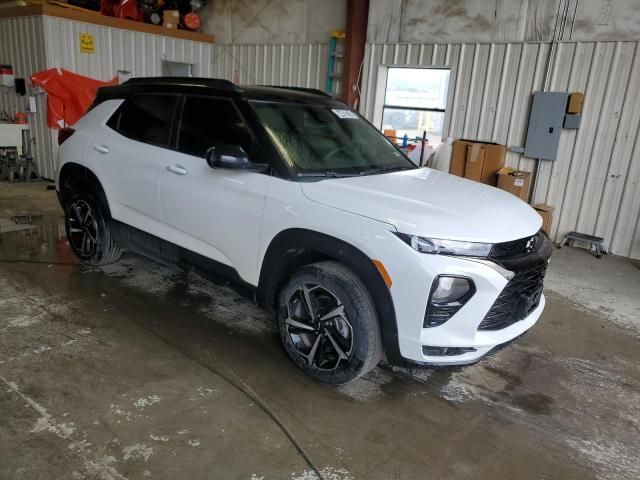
[107,94,177,147]
[177,96,253,158]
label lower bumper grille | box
[478,261,547,331]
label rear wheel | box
[64,189,121,266]
[278,261,383,384]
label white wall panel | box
[42,17,215,80]
[212,43,333,93]
[360,41,640,259]
[0,16,52,178]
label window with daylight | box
[381,67,450,147]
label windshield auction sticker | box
[332,109,359,119]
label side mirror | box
[205,145,268,173]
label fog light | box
[422,346,477,356]
[424,275,475,327]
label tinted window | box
[108,94,177,147]
[177,96,252,158]
[251,102,413,176]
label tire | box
[278,261,383,385]
[63,187,122,266]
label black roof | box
[97,77,342,106]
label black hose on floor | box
[0,259,78,266]
[125,321,325,480]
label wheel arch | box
[257,228,403,365]
[58,163,112,217]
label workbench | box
[0,122,29,155]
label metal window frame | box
[380,66,450,132]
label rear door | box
[159,94,272,284]
[97,93,179,237]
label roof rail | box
[260,86,333,98]
[124,77,241,92]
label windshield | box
[250,101,416,177]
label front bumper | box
[416,295,544,365]
[364,231,551,366]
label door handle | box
[166,164,188,175]
[93,144,110,154]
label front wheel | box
[278,261,383,385]
[64,190,122,266]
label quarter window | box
[177,96,252,158]
[107,94,177,147]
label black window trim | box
[382,105,446,114]
[106,92,180,150]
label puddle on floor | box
[0,215,74,264]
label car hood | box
[300,168,542,243]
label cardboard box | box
[533,204,555,232]
[383,129,397,142]
[450,139,506,186]
[163,10,180,28]
[497,167,532,201]
[567,92,584,113]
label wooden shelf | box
[0,3,215,44]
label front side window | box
[107,94,178,147]
[177,96,253,158]
[251,102,415,177]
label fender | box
[257,228,403,365]
[58,163,112,217]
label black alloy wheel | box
[67,198,100,258]
[284,283,354,371]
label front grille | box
[490,232,543,260]
[478,261,547,330]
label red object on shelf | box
[14,112,27,124]
[101,0,142,21]
[114,0,142,21]
[183,12,201,31]
[30,68,117,128]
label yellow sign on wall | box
[79,33,95,54]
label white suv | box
[56,78,551,384]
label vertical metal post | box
[342,0,370,107]
[326,36,337,94]
[419,131,427,167]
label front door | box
[159,95,272,284]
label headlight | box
[396,233,492,257]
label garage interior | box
[1,0,640,479]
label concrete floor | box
[1,182,639,480]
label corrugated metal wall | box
[360,42,640,259]
[211,43,337,94]
[0,16,51,178]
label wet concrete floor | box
[1,184,639,479]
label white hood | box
[301,168,542,243]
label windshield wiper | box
[358,165,415,176]
[296,170,360,178]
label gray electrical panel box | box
[523,91,569,160]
